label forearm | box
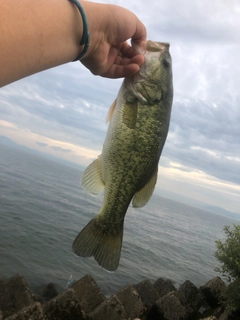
[0,0,146,86]
[0,0,84,87]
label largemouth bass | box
[72,40,173,271]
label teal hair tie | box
[69,0,90,60]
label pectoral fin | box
[123,100,138,129]
[132,167,158,208]
[82,155,104,195]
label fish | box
[72,40,173,271]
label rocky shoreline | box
[0,274,239,320]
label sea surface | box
[0,143,238,296]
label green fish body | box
[72,41,173,271]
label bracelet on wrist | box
[68,0,90,61]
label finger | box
[110,44,145,67]
[118,42,144,59]
[119,42,137,58]
[114,54,144,67]
[119,42,145,64]
[131,16,147,43]
[128,54,145,66]
[102,63,140,78]
[131,39,147,55]
[102,46,144,78]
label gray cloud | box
[163,96,240,184]
[1,0,239,194]
[36,142,48,147]
[51,146,72,153]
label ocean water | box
[0,143,237,296]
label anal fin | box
[132,167,158,208]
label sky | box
[0,0,240,213]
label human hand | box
[80,2,147,78]
[0,0,146,87]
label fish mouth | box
[125,40,171,101]
[132,40,170,55]
[146,41,170,53]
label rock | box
[176,293,196,320]
[116,284,145,319]
[0,274,234,320]
[178,280,207,311]
[43,289,86,320]
[134,279,159,310]
[36,283,58,302]
[153,278,176,298]
[0,274,34,319]
[70,274,106,314]
[212,305,226,318]
[88,295,127,320]
[4,303,44,320]
[200,277,227,308]
[217,308,236,320]
[198,301,212,316]
[148,291,190,320]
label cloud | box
[0,120,18,129]
[164,96,240,184]
[51,146,72,153]
[0,0,239,212]
[36,142,48,147]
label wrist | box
[79,1,108,59]
[68,0,89,60]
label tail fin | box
[72,218,123,272]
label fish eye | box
[162,59,171,68]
